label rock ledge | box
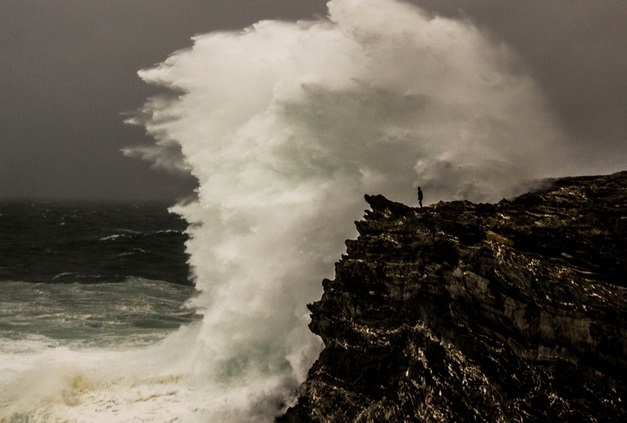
[279,171,626,422]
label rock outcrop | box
[279,172,626,422]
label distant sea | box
[0,200,199,349]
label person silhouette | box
[417,186,423,208]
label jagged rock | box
[278,171,627,422]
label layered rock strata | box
[279,171,626,422]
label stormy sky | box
[1,0,625,201]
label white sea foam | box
[0,329,202,423]
[2,0,571,421]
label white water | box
[1,0,571,421]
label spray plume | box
[126,0,568,420]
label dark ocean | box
[0,200,199,348]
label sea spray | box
[127,0,569,419]
[0,0,570,421]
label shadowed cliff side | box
[278,171,626,422]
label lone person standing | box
[417,186,423,208]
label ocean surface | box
[0,200,198,348]
[0,201,206,422]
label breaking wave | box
[127,0,569,419]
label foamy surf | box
[1,327,197,423]
[0,325,299,422]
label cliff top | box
[280,171,627,422]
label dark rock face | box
[278,172,626,422]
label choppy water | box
[0,200,190,284]
[0,201,204,422]
[0,200,199,347]
[0,278,198,348]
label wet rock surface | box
[278,171,626,422]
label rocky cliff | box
[279,171,626,422]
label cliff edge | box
[279,171,626,422]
